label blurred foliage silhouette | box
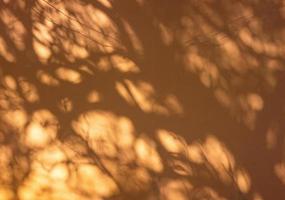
[0,0,285,199]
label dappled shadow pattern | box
[1,0,285,199]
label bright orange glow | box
[0,37,15,62]
[75,164,118,197]
[37,70,60,86]
[160,180,192,200]
[111,55,140,73]
[124,80,155,113]
[235,169,251,193]
[274,163,285,185]
[117,80,171,115]
[164,95,183,115]
[115,81,135,105]
[33,40,51,61]
[2,109,27,129]
[55,67,82,84]
[202,135,235,182]
[135,136,163,172]
[1,0,285,199]
[72,111,135,157]
[87,90,101,103]
[23,110,58,148]
[19,79,39,103]
[0,188,13,200]
[187,143,204,164]
[3,75,17,90]
[247,93,263,111]
[156,129,185,153]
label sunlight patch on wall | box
[238,93,264,129]
[34,145,66,170]
[58,97,73,113]
[15,163,88,200]
[3,75,17,90]
[0,145,12,184]
[72,111,135,158]
[76,164,118,197]
[18,146,79,200]
[190,187,226,200]
[113,165,151,193]
[37,70,60,87]
[55,67,82,84]
[33,40,51,62]
[187,143,204,164]
[96,57,112,71]
[235,169,251,193]
[155,130,247,188]
[135,136,163,172]
[164,95,184,115]
[33,22,53,57]
[214,90,264,130]
[266,59,283,72]
[79,65,94,75]
[214,88,232,108]
[184,52,219,88]
[246,93,263,111]
[172,159,193,176]
[0,9,26,50]
[70,44,89,59]
[202,135,235,182]
[274,162,285,185]
[116,79,173,115]
[239,28,283,57]
[122,20,144,55]
[33,22,53,41]
[0,88,22,110]
[124,80,154,113]
[111,55,141,73]
[116,117,136,148]
[84,6,118,52]
[71,111,165,191]
[23,110,58,148]
[24,119,53,148]
[0,188,13,200]
[87,7,110,29]
[57,40,89,62]
[97,56,140,73]
[98,0,112,8]
[19,168,72,200]
[158,23,173,46]
[0,37,15,62]
[253,193,264,200]
[188,134,252,194]
[115,81,135,105]
[218,36,246,72]
[87,90,101,103]
[156,129,185,154]
[19,78,40,103]
[49,163,69,181]
[266,123,278,150]
[160,179,192,200]
[2,109,27,130]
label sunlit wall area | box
[0,0,285,199]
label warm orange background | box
[0,0,285,199]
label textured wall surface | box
[0,0,285,199]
